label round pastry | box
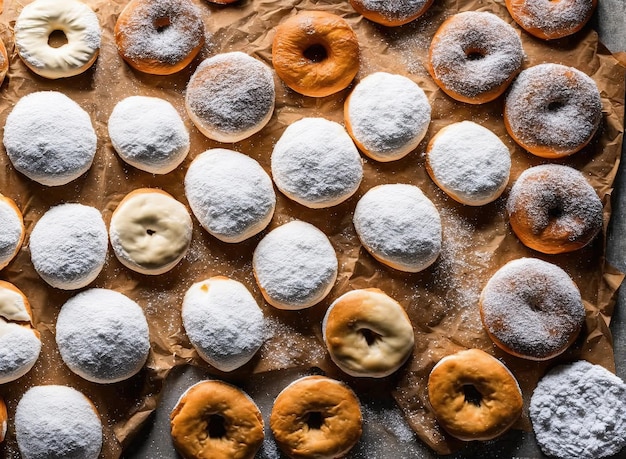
[253,220,338,310]
[0,37,9,86]
[350,0,433,26]
[30,203,108,290]
[425,121,511,206]
[171,380,264,459]
[108,96,190,174]
[428,11,524,104]
[428,348,523,441]
[56,288,150,383]
[0,397,6,443]
[109,188,193,275]
[184,149,276,243]
[271,118,363,208]
[15,385,102,459]
[506,164,603,254]
[0,194,25,271]
[114,0,205,75]
[504,63,602,158]
[480,258,586,360]
[182,277,265,372]
[185,52,275,143]
[270,375,362,459]
[322,288,414,377]
[506,0,597,40]
[3,91,97,186]
[353,184,442,272]
[272,11,360,97]
[14,0,101,79]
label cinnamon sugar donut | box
[350,0,433,26]
[0,194,25,271]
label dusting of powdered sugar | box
[0,319,41,384]
[530,360,626,459]
[0,199,23,267]
[354,0,431,23]
[508,0,594,38]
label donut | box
[506,0,597,40]
[480,258,586,360]
[182,277,265,372]
[0,397,6,443]
[350,0,433,27]
[272,11,360,97]
[504,63,602,158]
[14,0,101,79]
[427,348,523,441]
[344,72,431,162]
[108,96,190,174]
[114,0,205,75]
[506,164,603,254]
[322,288,415,377]
[55,288,150,383]
[271,118,363,208]
[0,37,9,86]
[428,11,524,104]
[184,149,276,243]
[170,380,264,459]
[15,385,102,459]
[109,188,193,275]
[425,121,511,206]
[29,203,108,290]
[253,220,338,310]
[0,194,25,271]
[353,184,442,272]
[3,91,97,186]
[185,52,275,143]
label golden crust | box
[0,37,8,86]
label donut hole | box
[462,384,482,406]
[303,44,328,63]
[547,204,563,219]
[146,229,156,236]
[464,48,486,61]
[547,100,565,112]
[205,413,227,439]
[48,30,68,48]
[154,16,172,33]
[359,328,382,346]
[304,411,324,430]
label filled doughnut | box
[322,288,415,377]
[0,194,25,271]
[272,11,360,97]
[350,0,433,26]
[14,0,101,79]
[428,348,523,441]
[170,380,264,459]
[114,0,205,75]
[506,164,603,254]
[428,11,524,104]
[270,375,362,459]
[504,63,602,158]
[109,188,193,275]
[0,38,8,86]
[480,258,586,360]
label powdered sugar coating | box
[0,197,24,270]
[507,0,595,39]
[56,288,150,383]
[351,0,432,25]
[530,360,626,458]
[0,319,41,384]
[3,91,97,186]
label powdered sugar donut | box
[56,288,150,383]
[182,276,265,372]
[353,184,442,272]
[29,203,108,290]
[108,96,190,174]
[253,220,338,310]
[271,118,363,208]
[184,149,276,243]
[350,0,433,26]
[0,194,25,271]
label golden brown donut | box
[428,349,523,441]
[272,11,360,97]
[170,380,264,459]
[0,194,25,271]
[270,375,362,458]
[0,396,6,443]
[349,0,433,27]
[0,37,8,86]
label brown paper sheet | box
[0,0,624,457]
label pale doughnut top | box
[0,199,23,267]
[271,118,363,208]
[184,149,276,243]
[3,91,97,186]
[108,96,190,174]
[0,285,30,322]
[354,0,431,23]
[182,277,265,372]
[510,0,594,37]
[347,72,431,161]
[0,319,41,384]
[56,288,150,384]
[15,385,102,459]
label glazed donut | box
[272,11,360,97]
[170,380,264,459]
[270,375,362,459]
[0,38,8,86]
[350,0,433,26]
[504,63,602,158]
[506,0,597,40]
[428,11,524,104]
[0,194,25,271]
[114,0,205,75]
[428,348,523,441]
[110,188,193,275]
[14,0,101,79]
[322,288,415,377]
[506,164,603,254]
